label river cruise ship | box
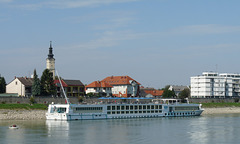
[47,72,203,120]
[46,98,204,120]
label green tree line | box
[162,85,190,99]
[0,69,56,96]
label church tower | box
[46,41,55,79]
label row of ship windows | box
[107,110,162,114]
[166,112,196,116]
[175,106,199,111]
[75,107,103,111]
[107,105,162,110]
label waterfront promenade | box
[0,107,240,120]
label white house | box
[190,72,240,98]
[85,81,112,96]
[6,77,34,97]
[101,76,141,97]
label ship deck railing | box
[79,101,187,105]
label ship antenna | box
[56,70,70,105]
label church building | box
[46,41,55,78]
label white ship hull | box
[46,102,204,121]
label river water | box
[1,114,240,144]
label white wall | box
[6,79,25,96]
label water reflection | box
[46,120,70,140]
[189,114,240,144]
[1,114,240,144]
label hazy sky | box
[1,0,240,89]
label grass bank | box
[201,103,240,108]
[0,104,48,110]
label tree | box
[179,88,190,99]
[32,69,41,96]
[162,85,175,98]
[40,69,56,96]
[0,76,6,93]
[86,92,95,97]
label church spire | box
[48,41,54,59]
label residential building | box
[101,76,141,97]
[219,73,240,97]
[85,81,113,96]
[6,77,34,97]
[46,41,55,78]
[190,72,240,98]
[140,87,163,98]
[169,85,189,97]
[55,79,85,97]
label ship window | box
[155,105,158,109]
[135,111,138,113]
[126,106,129,110]
[147,106,150,109]
[139,106,142,109]
[107,112,111,114]
[151,111,154,113]
[151,105,154,109]
[57,108,66,113]
[155,110,158,113]
[121,106,125,110]
[159,105,162,109]
[147,111,150,113]
[139,111,142,113]
[143,106,146,109]
[126,111,129,114]
[130,111,133,114]
[112,106,115,110]
[117,106,120,110]
[143,111,146,113]
[135,106,138,110]
[117,111,120,114]
[130,106,133,110]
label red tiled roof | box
[86,81,113,88]
[101,76,141,85]
[54,80,68,87]
[144,90,163,96]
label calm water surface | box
[1,114,240,144]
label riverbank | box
[1,107,240,120]
[202,107,240,115]
[0,109,46,120]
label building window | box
[15,81,17,85]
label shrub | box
[78,96,84,103]
[234,98,240,103]
[29,96,35,104]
